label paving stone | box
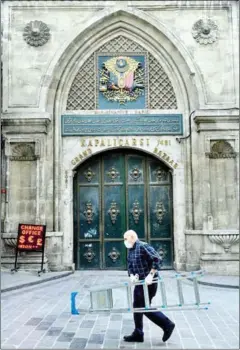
[85,344,102,349]
[178,328,195,338]
[92,327,106,334]
[166,343,183,349]
[25,330,47,340]
[36,321,53,330]
[103,339,120,348]
[80,320,95,328]
[18,340,38,349]
[88,333,105,344]
[105,330,121,339]
[69,337,88,349]
[35,336,57,346]
[110,314,123,321]
[24,317,43,326]
[75,328,93,337]
[119,343,136,349]
[52,341,71,348]
[1,272,239,349]
[136,341,152,348]
[46,327,64,336]
[226,338,240,348]
[182,339,200,349]
[1,345,18,349]
[57,332,76,342]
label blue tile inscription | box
[62,114,183,136]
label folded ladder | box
[71,270,211,315]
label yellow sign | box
[153,147,178,169]
[80,138,150,148]
[71,138,177,167]
[71,148,92,166]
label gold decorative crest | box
[99,56,145,105]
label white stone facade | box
[1,1,239,274]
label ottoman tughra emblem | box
[23,20,50,47]
[192,18,218,45]
[99,56,145,105]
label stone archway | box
[45,9,199,271]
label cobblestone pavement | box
[1,271,239,349]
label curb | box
[1,271,74,293]
[188,278,239,289]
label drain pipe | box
[176,110,196,230]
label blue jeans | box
[133,283,173,336]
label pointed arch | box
[43,8,203,115]
[66,35,178,111]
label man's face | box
[124,233,133,245]
[124,233,134,249]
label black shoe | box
[123,332,144,342]
[162,323,175,342]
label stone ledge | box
[194,108,239,118]
[1,116,51,134]
[185,229,239,235]
[200,253,239,261]
[193,108,239,132]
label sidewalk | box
[1,268,239,293]
[1,269,74,293]
[1,270,239,349]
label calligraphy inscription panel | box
[62,114,183,136]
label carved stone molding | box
[9,143,37,161]
[206,140,237,159]
[208,233,239,252]
[1,116,51,134]
[4,238,17,247]
[23,20,50,47]
[192,18,218,45]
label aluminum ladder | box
[71,270,211,315]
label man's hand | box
[145,273,154,285]
[130,274,139,283]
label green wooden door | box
[74,150,173,270]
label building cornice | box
[193,108,239,132]
[1,115,51,134]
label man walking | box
[123,230,175,343]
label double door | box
[73,150,173,269]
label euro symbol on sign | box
[28,236,34,243]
